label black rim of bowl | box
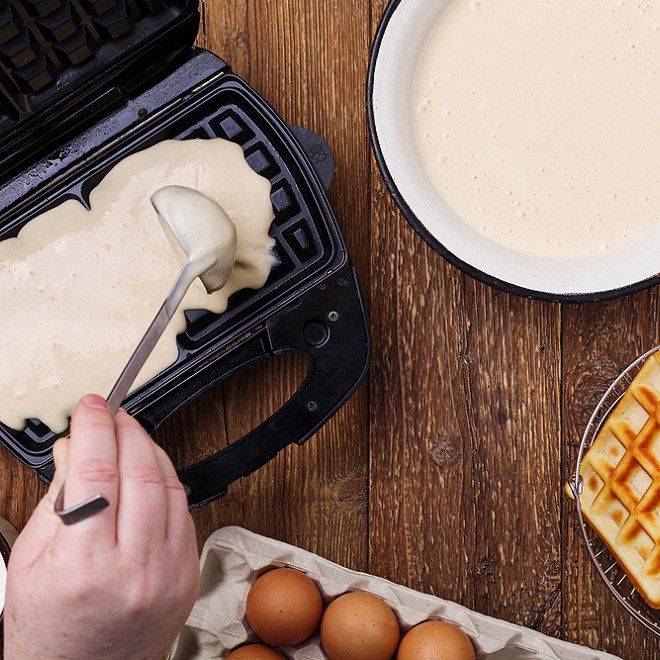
[367,0,660,303]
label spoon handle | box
[107,262,198,413]
[55,262,200,525]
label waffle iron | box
[0,0,370,509]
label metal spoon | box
[107,185,237,411]
[54,185,237,524]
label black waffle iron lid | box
[0,0,199,183]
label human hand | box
[4,394,200,660]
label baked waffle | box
[572,351,660,608]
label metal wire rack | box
[568,345,660,637]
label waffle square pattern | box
[578,352,660,608]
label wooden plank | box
[367,174,563,629]
[464,284,562,635]
[367,178,477,609]
[562,291,660,656]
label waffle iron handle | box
[171,264,369,509]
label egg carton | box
[169,526,620,660]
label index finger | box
[54,394,119,551]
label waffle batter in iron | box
[0,139,275,433]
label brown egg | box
[397,620,476,660]
[226,644,286,659]
[246,567,323,646]
[320,592,400,660]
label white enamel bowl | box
[368,0,660,301]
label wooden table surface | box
[2,1,659,658]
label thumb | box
[10,438,70,569]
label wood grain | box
[368,144,563,633]
[0,1,657,657]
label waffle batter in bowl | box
[369,0,660,299]
[0,138,274,433]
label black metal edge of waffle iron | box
[0,44,371,507]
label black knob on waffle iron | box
[303,321,330,347]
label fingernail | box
[81,394,108,411]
